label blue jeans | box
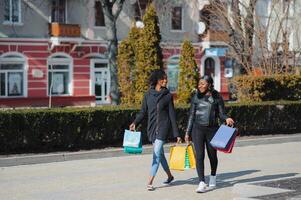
[150,139,170,177]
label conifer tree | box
[134,4,163,104]
[117,26,141,105]
[117,39,134,105]
[176,40,199,104]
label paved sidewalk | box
[1,133,301,167]
[0,134,301,200]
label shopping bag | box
[123,129,141,148]
[123,130,143,154]
[123,143,143,154]
[215,135,236,153]
[185,145,196,169]
[169,144,196,171]
[210,125,237,150]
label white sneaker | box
[209,175,216,188]
[196,181,207,193]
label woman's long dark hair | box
[149,69,167,87]
[197,75,219,98]
[200,75,214,92]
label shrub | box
[232,75,301,102]
[1,101,300,154]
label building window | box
[51,0,66,23]
[0,53,26,97]
[95,1,105,27]
[4,0,21,23]
[167,56,180,92]
[171,7,182,30]
[282,0,294,16]
[134,0,150,20]
[48,54,71,96]
[204,57,215,77]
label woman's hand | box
[176,137,182,144]
[184,134,190,144]
[226,118,235,126]
[129,123,136,131]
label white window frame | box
[3,0,23,25]
[282,0,295,17]
[200,56,221,92]
[0,52,27,98]
[171,6,184,32]
[90,57,110,104]
[51,0,67,23]
[94,0,106,28]
[47,53,73,96]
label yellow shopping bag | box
[169,144,196,171]
[186,145,196,169]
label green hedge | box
[0,101,301,154]
[232,75,301,102]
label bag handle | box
[172,143,192,147]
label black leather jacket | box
[186,90,228,135]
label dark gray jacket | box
[134,88,179,142]
[186,90,228,135]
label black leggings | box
[192,124,218,182]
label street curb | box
[1,133,301,167]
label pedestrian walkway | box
[0,134,301,199]
[1,133,301,167]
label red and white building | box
[0,0,231,108]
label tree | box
[134,3,163,104]
[176,40,199,104]
[204,0,301,75]
[117,3,163,105]
[117,26,141,105]
[99,0,125,105]
[117,39,135,105]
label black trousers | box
[192,124,218,182]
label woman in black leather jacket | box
[185,75,234,193]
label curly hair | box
[149,69,167,87]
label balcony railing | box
[201,30,230,43]
[49,23,81,37]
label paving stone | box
[252,177,301,200]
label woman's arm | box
[129,94,147,130]
[186,96,196,136]
[168,95,180,139]
[217,95,234,126]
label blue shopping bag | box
[210,125,237,150]
[123,130,143,154]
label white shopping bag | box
[122,129,141,148]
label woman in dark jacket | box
[129,69,181,191]
[185,75,234,193]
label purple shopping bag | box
[210,125,237,150]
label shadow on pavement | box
[157,170,298,191]
[217,172,299,191]
[167,169,260,187]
